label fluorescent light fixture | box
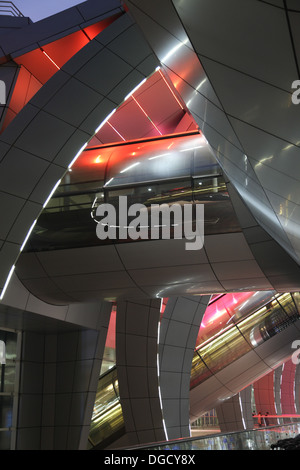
[120,162,140,173]
[124,78,147,101]
[95,108,116,133]
[20,219,37,252]
[43,179,62,208]
[0,265,15,301]
[68,142,88,169]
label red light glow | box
[131,95,163,136]
[42,50,60,70]
[157,68,184,110]
[196,291,256,346]
[107,121,126,141]
[68,131,201,184]
[2,13,122,133]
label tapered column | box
[216,386,254,433]
[158,295,210,440]
[116,299,165,446]
[15,300,112,450]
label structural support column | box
[216,387,254,433]
[15,300,112,450]
[158,295,210,440]
[116,299,165,446]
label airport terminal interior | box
[0,0,300,450]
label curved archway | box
[0,12,158,299]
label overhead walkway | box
[87,291,300,449]
[24,132,240,253]
[17,129,299,305]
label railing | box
[124,422,300,451]
[0,2,23,17]
[88,293,300,449]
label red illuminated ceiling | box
[1,13,122,131]
[71,70,197,179]
[2,7,198,148]
[88,68,196,147]
[66,64,198,181]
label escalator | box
[88,291,300,449]
[88,366,124,450]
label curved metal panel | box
[0,10,159,299]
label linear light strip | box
[68,142,88,169]
[95,108,117,133]
[0,265,15,300]
[107,121,126,141]
[157,67,184,110]
[131,95,162,136]
[95,72,166,142]
[124,78,147,101]
[157,320,169,441]
[1,139,88,301]
[1,71,163,302]
[20,219,37,252]
[43,179,62,208]
[42,50,61,70]
[239,393,246,430]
